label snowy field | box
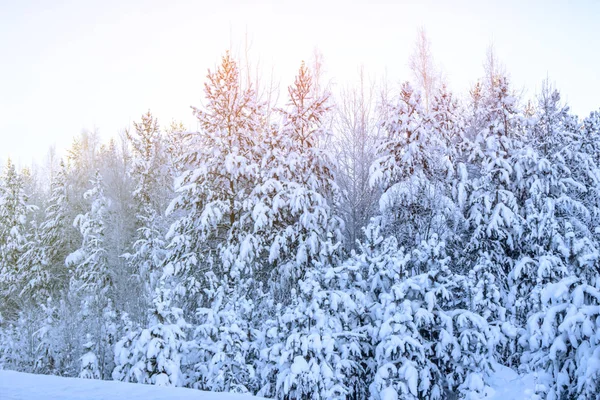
[0,370,265,400]
[0,366,535,400]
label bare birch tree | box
[409,27,439,112]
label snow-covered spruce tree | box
[163,51,265,391]
[370,82,456,258]
[460,74,525,364]
[578,108,600,237]
[23,161,79,375]
[567,109,600,271]
[67,171,116,379]
[33,299,59,375]
[508,87,583,355]
[164,120,189,179]
[429,84,468,261]
[113,285,187,386]
[17,218,53,307]
[0,161,74,376]
[254,62,368,399]
[79,334,100,379]
[254,60,343,299]
[365,233,495,400]
[67,170,113,300]
[190,274,257,393]
[257,241,367,399]
[462,74,522,285]
[124,111,171,323]
[42,160,80,282]
[520,98,600,399]
[0,159,33,322]
[0,310,40,372]
[525,275,600,399]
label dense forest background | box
[1,35,600,399]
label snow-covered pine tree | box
[370,82,455,257]
[67,170,113,301]
[79,334,100,379]
[525,275,600,399]
[254,62,366,399]
[17,219,50,305]
[189,275,257,393]
[113,285,187,386]
[0,159,33,322]
[521,92,600,399]
[508,86,581,357]
[125,111,170,323]
[33,299,59,375]
[366,234,495,399]
[0,309,40,372]
[164,50,265,298]
[67,170,116,379]
[258,243,367,399]
[462,74,522,286]
[255,60,343,299]
[41,160,77,292]
[164,120,189,179]
[163,51,265,391]
[460,73,524,366]
[579,108,600,231]
[428,84,467,261]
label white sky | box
[1,0,599,166]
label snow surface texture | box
[486,363,536,400]
[0,366,535,400]
[0,370,265,400]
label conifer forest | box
[1,44,600,399]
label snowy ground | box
[0,366,536,400]
[486,363,537,400]
[0,370,265,400]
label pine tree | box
[67,171,116,379]
[163,52,266,391]
[253,62,352,398]
[256,60,343,299]
[525,276,600,399]
[370,82,455,254]
[125,111,170,323]
[33,299,59,375]
[41,160,77,293]
[366,235,495,399]
[258,246,367,399]
[164,51,265,296]
[520,91,600,399]
[0,159,32,321]
[462,75,522,287]
[188,277,257,392]
[67,171,113,299]
[508,86,581,347]
[17,219,51,305]
[113,286,187,386]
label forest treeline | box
[1,45,600,399]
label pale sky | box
[1,0,599,166]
